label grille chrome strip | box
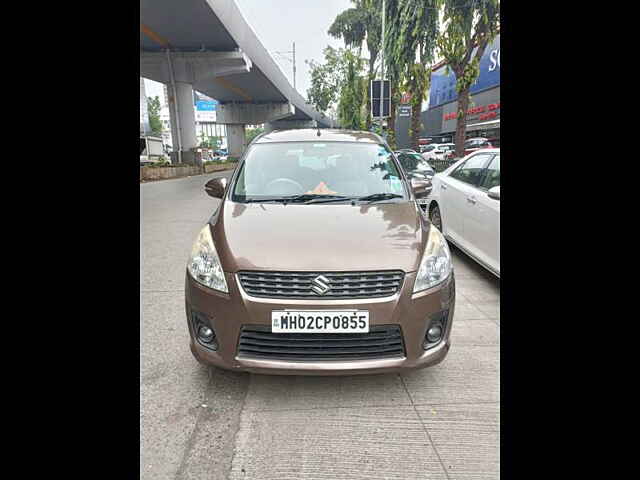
[237,270,404,299]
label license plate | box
[418,198,429,205]
[271,310,369,333]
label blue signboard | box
[196,99,217,111]
[429,35,500,108]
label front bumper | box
[185,270,455,375]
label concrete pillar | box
[167,82,198,164]
[227,125,246,158]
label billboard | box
[194,91,218,111]
[429,34,500,109]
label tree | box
[337,51,367,130]
[147,96,162,135]
[328,0,382,129]
[438,0,500,158]
[246,126,264,144]
[385,0,440,151]
[306,46,350,114]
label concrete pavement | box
[141,172,500,479]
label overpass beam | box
[217,102,296,157]
[216,102,295,125]
[264,119,317,133]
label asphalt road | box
[141,172,500,480]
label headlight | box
[413,226,452,292]
[187,224,228,293]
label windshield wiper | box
[243,194,347,204]
[357,193,404,203]
[303,195,353,204]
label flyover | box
[140,0,337,163]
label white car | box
[421,143,456,162]
[427,148,500,277]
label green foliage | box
[328,7,368,50]
[437,0,500,155]
[337,51,367,130]
[385,0,440,149]
[246,126,264,144]
[147,96,163,135]
[306,46,350,114]
[199,132,221,149]
[328,0,383,128]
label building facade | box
[421,34,500,146]
[394,34,500,148]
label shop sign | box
[443,102,500,121]
[398,105,412,117]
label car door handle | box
[467,196,477,204]
[441,184,447,190]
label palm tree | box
[329,0,382,129]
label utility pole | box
[293,42,296,90]
[273,42,296,90]
[380,0,386,139]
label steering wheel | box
[265,178,305,195]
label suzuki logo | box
[311,275,331,295]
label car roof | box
[470,147,500,153]
[254,128,384,144]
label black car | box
[394,151,434,210]
[394,151,436,179]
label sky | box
[144,0,352,105]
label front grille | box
[237,325,405,361]
[237,270,405,299]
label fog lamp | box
[426,325,443,343]
[198,325,215,343]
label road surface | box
[141,172,500,479]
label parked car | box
[463,137,493,156]
[186,128,454,375]
[421,143,455,162]
[427,148,500,277]
[395,151,435,210]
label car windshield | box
[232,142,408,202]
[399,154,433,172]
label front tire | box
[429,204,443,232]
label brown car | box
[185,129,455,375]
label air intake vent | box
[237,325,405,361]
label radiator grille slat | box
[237,325,405,361]
[238,270,404,299]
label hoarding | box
[194,91,218,111]
[429,34,500,109]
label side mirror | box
[408,171,427,180]
[487,186,500,200]
[204,177,227,199]
[411,177,432,199]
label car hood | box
[212,201,427,273]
